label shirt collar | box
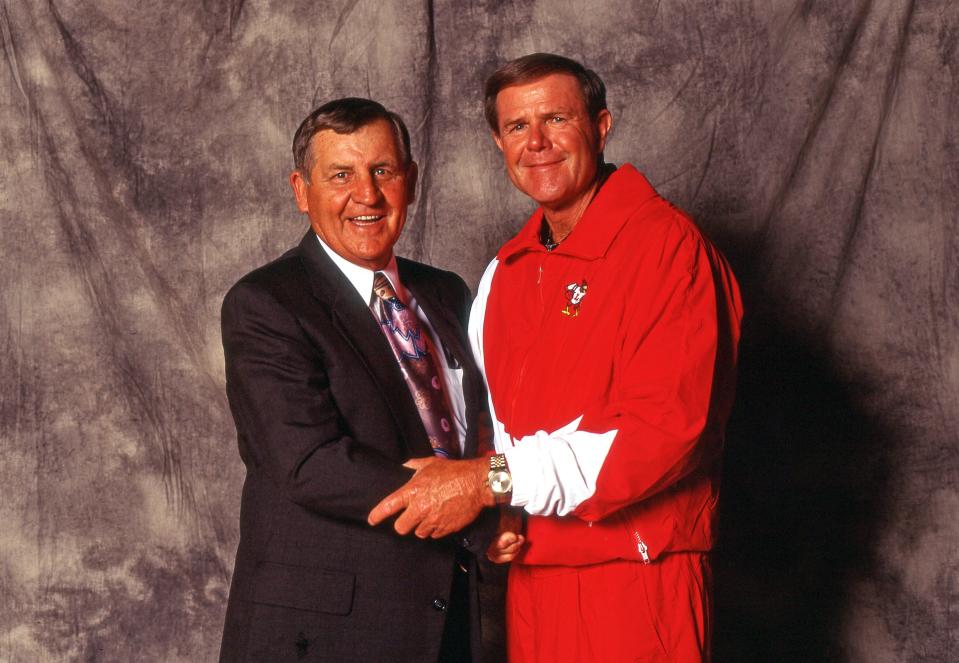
[315,235,405,304]
[496,163,658,262]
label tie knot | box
[372,272,396,302]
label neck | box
[541,164,609,242]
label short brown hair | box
[484,53,607,132]
[292,98,412,178]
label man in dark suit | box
[218,98,500,663]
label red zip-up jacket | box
[469,164,743,566]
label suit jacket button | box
[460,536,471,548]
[432,598,447,611]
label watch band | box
[489,453,508,472]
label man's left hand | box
[368,457,492,538]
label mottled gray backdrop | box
[1,0,956,661]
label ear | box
[289,170,310,213]
[595,109,613,152]
[405,161,419,205]
[492,130,504,153]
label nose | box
[526,121,551,152]
[351,173,383,206]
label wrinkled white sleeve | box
[468,258,618,517]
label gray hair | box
[292,98,413,178]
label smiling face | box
[290,119,417,270]
[493,73,612,219]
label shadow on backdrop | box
[713,293,889,662]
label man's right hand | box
[368,457,491,538]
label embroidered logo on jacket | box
[562,280,588,317]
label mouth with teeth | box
[348,214,385,227]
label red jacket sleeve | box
[517,221,742,566]
[572,223,740,521]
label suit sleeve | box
[221,280,414,523]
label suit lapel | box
[296,232,433,457]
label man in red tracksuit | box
[370,53,743,662]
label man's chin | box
[523,187,575,209]
[513,175,573,203]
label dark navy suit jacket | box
[218,231,497,662]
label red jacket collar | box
[496,164,658,262]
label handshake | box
[368,455,525,563]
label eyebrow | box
[325,161,397,171]
[537,107,576,118]
[502,108,576,127]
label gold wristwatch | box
[487,453,513,504]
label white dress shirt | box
[316,235,467,454]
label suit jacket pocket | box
[251,561,355,615]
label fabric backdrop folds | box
[1,1,956,661]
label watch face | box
[490,470,512,495]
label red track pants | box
[506,554,711,663]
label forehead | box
[495,73,587,116]
[308,119,403,167]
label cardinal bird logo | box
[562,280,588,317]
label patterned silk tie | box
[370,272,459,458]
